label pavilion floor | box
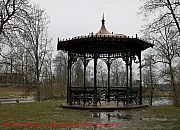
[62,101,148,111]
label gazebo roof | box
[57,16,153,54]
[96,14,112,35]
[96,14,127,39]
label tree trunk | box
[169,62,179,106]
[149,60,154,106]
[166,0,180,35]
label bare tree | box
[72,59,83,87]
[142,51,159,105]
[0,0,29,34]
[53,51,67,92]
[140,0,180,35]
[97,60,107,87]
[0,1,53,100]
[111,59,126,87]
[143,15,179,106]
[0,0,30,86]
[166,0,180,34]
[175,63,180,105]
[0,30,25,85]
[18,5,52,101]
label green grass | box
[0,87,24,97]
[0,86,36,97]
[130,106,180,130]
[143,106,180,118]
[0,100,99,130]
[0,100,179,130]
[0,86,179,130]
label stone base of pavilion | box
[62,102,148,111]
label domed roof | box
[96,14,112,35]
[96,15,127,38]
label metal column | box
[93,53,97,106]
[139,52,142,105]
[107,54,110,102]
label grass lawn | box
[0,86,179,129]
[0,100,100,130]
[0,87,24,97]
[129,106,180,130]
[0,100,179,130]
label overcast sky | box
[30,0,144,51]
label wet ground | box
[58,98,177,130]
[0,97,177,130]
[55,108,179,130]
[0,99,179,130]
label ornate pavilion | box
[57,15,153,108]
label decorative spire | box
[102,13,105,25]
[96,14,111,35]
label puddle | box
[67,128,84,130]
[48,122,121,130]
[143,97,173,106]
[140,117,178,122]
[92,111,133,122]
[140,117,168,121]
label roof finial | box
[102,13,105,25]
[96,13,111,35]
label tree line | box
[0,0,52,101]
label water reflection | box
[139,116,177,122]
[92,111,132,122]
[66,125,103,130]
[56,97,173,130]
[143,97,173,106]
[64,128,89,130]
[67,128,84,130]
[92,113,101,118]
[93,126,97,130]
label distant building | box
[0,73,23,84]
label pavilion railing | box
[70,87,140,106]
